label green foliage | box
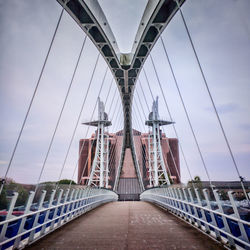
[0,180,30,209]
[57,179,76,185]
[0,188,8,210]
[158,173,173,186]
[7,181,29,206]
[218,190,228,200]
[187,175,204,198]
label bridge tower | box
[146,97,173,187]
[83,98,111,188]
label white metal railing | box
[140,187,250,249]
[0,187,118,249]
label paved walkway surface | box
[27,201,224,250]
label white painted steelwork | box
[84,98,111,188]
[140,187,250,249]
[57,0,185,192]
[0,188,118,250]
[146,97,172,187]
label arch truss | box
[57,0,185,191]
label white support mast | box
[83,98,111,188]
[146,96,173,187]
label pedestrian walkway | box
[27,201,224,250]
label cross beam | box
[57,0,185,191]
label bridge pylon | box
[83,98,111,188]
[146,96,173,187]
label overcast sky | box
[0,0,249,185]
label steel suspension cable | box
[149,52,212,188]
[108,89,118,116]
[110,96,120,122]
[134,90,154,176]
[133,106,144,132]
[0,7,65,195]
[34,36,89,193]
[107,106,124,177]
[104,79,114,107]
[135,89,147,119]
[113,105,122,131]
[134,98,146,131]
[142,68,155,102]
[138,79,150,112]
[56,64,108,189]
[139,69,194,187]
[132,101,154,178]
[57,53,100,189]
[175,0,248,200]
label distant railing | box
[140,187,250,249]
[0,187,118,249]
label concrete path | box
[27,201,224,250]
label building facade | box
[78,129,180,194]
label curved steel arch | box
[57,0,185,191]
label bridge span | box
[26,201,223,250]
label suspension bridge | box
[0,0,250,249]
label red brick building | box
[78,129,180,189]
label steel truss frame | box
[146,97,172,187]
[84,98,111,188]
[148,126,170,187]
[88,124,109,188]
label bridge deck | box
[27,202,223,250]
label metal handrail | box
[150,193,250,226]
[0,187,118,249]
[140,187,250,249]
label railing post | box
[69,189,79,220]
[195,188,210,233]
[57,188,69,227]
[76,189,84,215]
[165,188,172,207]
[14,191,35,248]
[165,188,172,208]
[212,189,235,247]
[172,188,181,216]
[28,190,46,242]
[177,188,186,219]
[49,189,63,230]
[0,192,18,243]
[202,189,221,240]
[86,188,92,211]
[228,191,249,243]
[188,188,201,228]
[182,188,195,224]
[40,189,56,236]
[64,189,74,222]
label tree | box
[57,179,76,185]
[0,187,8,210]
[7,181,29,206]
[218,190,228,200]
[187,176,204,199]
